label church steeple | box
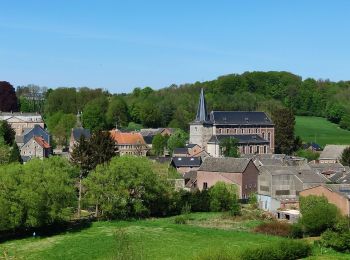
[195,88,208,122]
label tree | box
[46,112,76,147]
[219,137,240,157]
[167,129,188,155]
[299,195,339,236]
[0,121,15,146]
[106,96,129,129]
[139,101,161,128]
[0,81,18,112]
[89,131,117,169]
[272,107,296,154]
[0,138,11,165]
[70,135,93,218]
[9,142,22,163]
[82,97,108,131]
[152,134,166,156]
[84,156,171,219]
[208,182,240,214]
[341,146,350,166]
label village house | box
[69,127,91,153]
[140,128,175,148]
[15,124,50,148]
[20,136,51,162]
[170,157,202,175]
[189,89,274,157]
[0,112,44,135]
[300,184,350,216]
[189,157,259,199]
[302,142,322,152]
[319,145,348,164]
[257,165,328,212]
[173,144,204,157]
[110,129,148,156]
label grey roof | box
[173,148,189,155]
[194,88,209,123]
[143,135,154,144]
[258,158,285,166]
[328,171,346,183]
[72,127,91,141]
[186,143,197,148]
[171,157,201,167]
[209,111,273,126]
[198,157,251,173]
[208,134,269,145]
[337,175,350,184]
[23,125,50,145]
[320,145,349,160]
[303,142,322,151]
[308,163,346,174]
[322,184,350,199]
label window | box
[203,182,208,190]
[268,132,271,141]
[256,146,260,154]
[275,190,290,195]
[249,146,253,153]
[262,132,265,139]
[245,184,248,189]
[264,146,267,154]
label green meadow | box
[295,116,350,147]
[0,213,348,260]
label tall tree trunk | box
[78,176,82,218]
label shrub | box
[320,230,350,252]
[209,182,239,212]
[194,250,236,260]
[254,221,292,237]
[299,195,339,236]
[174,215,188,224]
[240,240,311,260]
[289,222,303,238]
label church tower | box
[189,88,213,149]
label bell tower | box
[189,88,213,149]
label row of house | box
[0,112,51,162]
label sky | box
[1,1,350,93]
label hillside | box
[295,116,350,146]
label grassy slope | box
[295,116,350,147]
[0,213,280,260]
[0,213,348,259]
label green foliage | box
[8,142,22,163]
[295,149,320,161]
[320,230,350,253]
[299,195,340,236]
[219,137,240,157]
[272,107,296,154]
[106,96,129,129]
[174,215,188,224]
[84,156,172,219]
[341,146,350,166]
[152,134,167,156]
[167,129,188,155]
[82,97,108,131]
[0,138,11,165]
[0,121,15,146]
[239,240,311,260]
[209,182,240,213]
[124,122,143,131]
[46,112,76,146]
[0,157,77,231]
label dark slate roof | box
[186,143,197,148]
[143,135,154,145]
[194,88,209,123]
[171,157,202,167]
[209,111,273,126]
[22,125,50,145]
[198,157,251,173]
[302,142,322,151]
[72,127,91,141]
[173,148,189,155]
[208,134,269,145]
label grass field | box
[0,213,348,260]
[295,116,350,147]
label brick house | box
[300,184,350,216]
[193,157,259,199]
[170,157,202,175]
[110,129,148,156]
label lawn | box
[295,116,350,147]
[0,212,348,259]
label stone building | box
[189,89,274,156]
[20,136,51,162]
[0,112,44,135]
[109,129,148,156]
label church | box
[189,89,275,157]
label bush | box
[240,240,311,260]
[194,250,236,260]
[289,222,303,238]
[299,195,339,236]
[320,230,350,253]
[209,182,239,212]
[174,215,188,224]
[254,221,292,237]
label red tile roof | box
[34,136,51,149]
[109,130,146,145]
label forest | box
[2,71,350,147]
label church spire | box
[195,88,208,122]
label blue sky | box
[1,1,350,93]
